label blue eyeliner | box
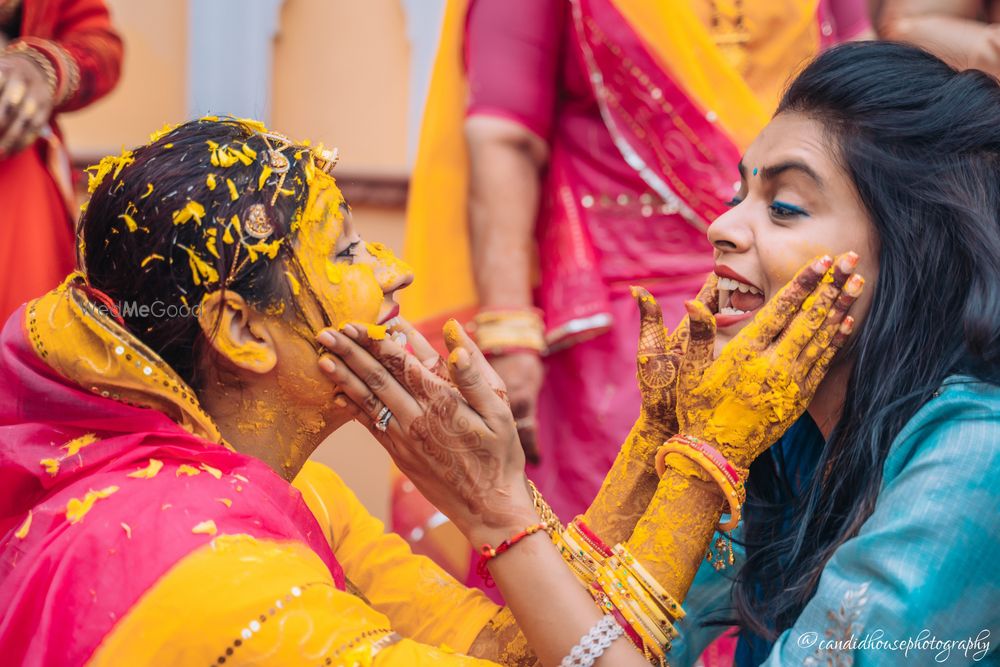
[771,200,809,216]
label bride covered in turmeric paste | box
[0,110,857,665]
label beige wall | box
[60,0,187,153]
[62,0,411,522]
[272,0,410,173]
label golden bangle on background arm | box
[470,308,546,355]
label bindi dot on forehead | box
[752,167,759,176]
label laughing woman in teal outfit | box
[317,41,999,667]
[670,42,1000,665]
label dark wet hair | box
[79,118,312,388]
[733,41,1000,640]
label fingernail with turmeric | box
[813,255,833,271]
[838,251,859,272]
[443,319,462,346]
[845,273,865,296]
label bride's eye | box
[335,241,360,262]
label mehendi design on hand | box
[354,332,517,523]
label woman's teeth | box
[716,277,762,295]
[719,306,749,315]
[381,316,407,347]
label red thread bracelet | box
[476,523,545,588]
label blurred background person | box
[0,0,122,322]
[878,0,1000,76]
[400,0,872,591]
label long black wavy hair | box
[732,41,1000,640]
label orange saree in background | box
[0,0,122,323]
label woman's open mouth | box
[378,304,400,326]
[715,268,765,329]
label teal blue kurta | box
[672,376,999,666]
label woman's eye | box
[769,201,808,219]
[335,241,360,261]
[725,196,744,207]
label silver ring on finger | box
[374,406,393,432]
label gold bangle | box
[470,308,546,354]
[5,42,57,97]
[528,479,563,533]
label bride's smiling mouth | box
[714,265,765,329]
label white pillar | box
[400,0,447,165]
[187,0,285,122]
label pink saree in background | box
[466,0,731,522]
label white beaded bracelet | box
[560,614,625,667]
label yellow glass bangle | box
[559,529,601,579]
[604,556,678,641]
[596,570,666,661]
[566,521,610,565]
[604,556,676,644]
[655,443,744,531]
[554,532,598,587]
[613,543,686,621]
[586,586,662,665]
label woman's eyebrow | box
[760,160,825,189]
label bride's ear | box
[198,290,277,373]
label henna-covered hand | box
[675,252,864,470]
[632,275,718,443]
[316,321,536,545]
[578,276,717,544]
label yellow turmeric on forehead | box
[287,172,384,332]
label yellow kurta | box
[88,461,501,665]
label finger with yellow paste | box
[804,315,856,394]
[739,254,833,349]
[677,299,716,400]
[775,251,859,359]
[797,270,864,367]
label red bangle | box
[687,436,744,484]
[573,518,614,558]
[475,523,545,588]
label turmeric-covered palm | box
[676,253,864,470]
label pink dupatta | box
[0,294,345,667]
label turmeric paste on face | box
[288,172,384,334]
